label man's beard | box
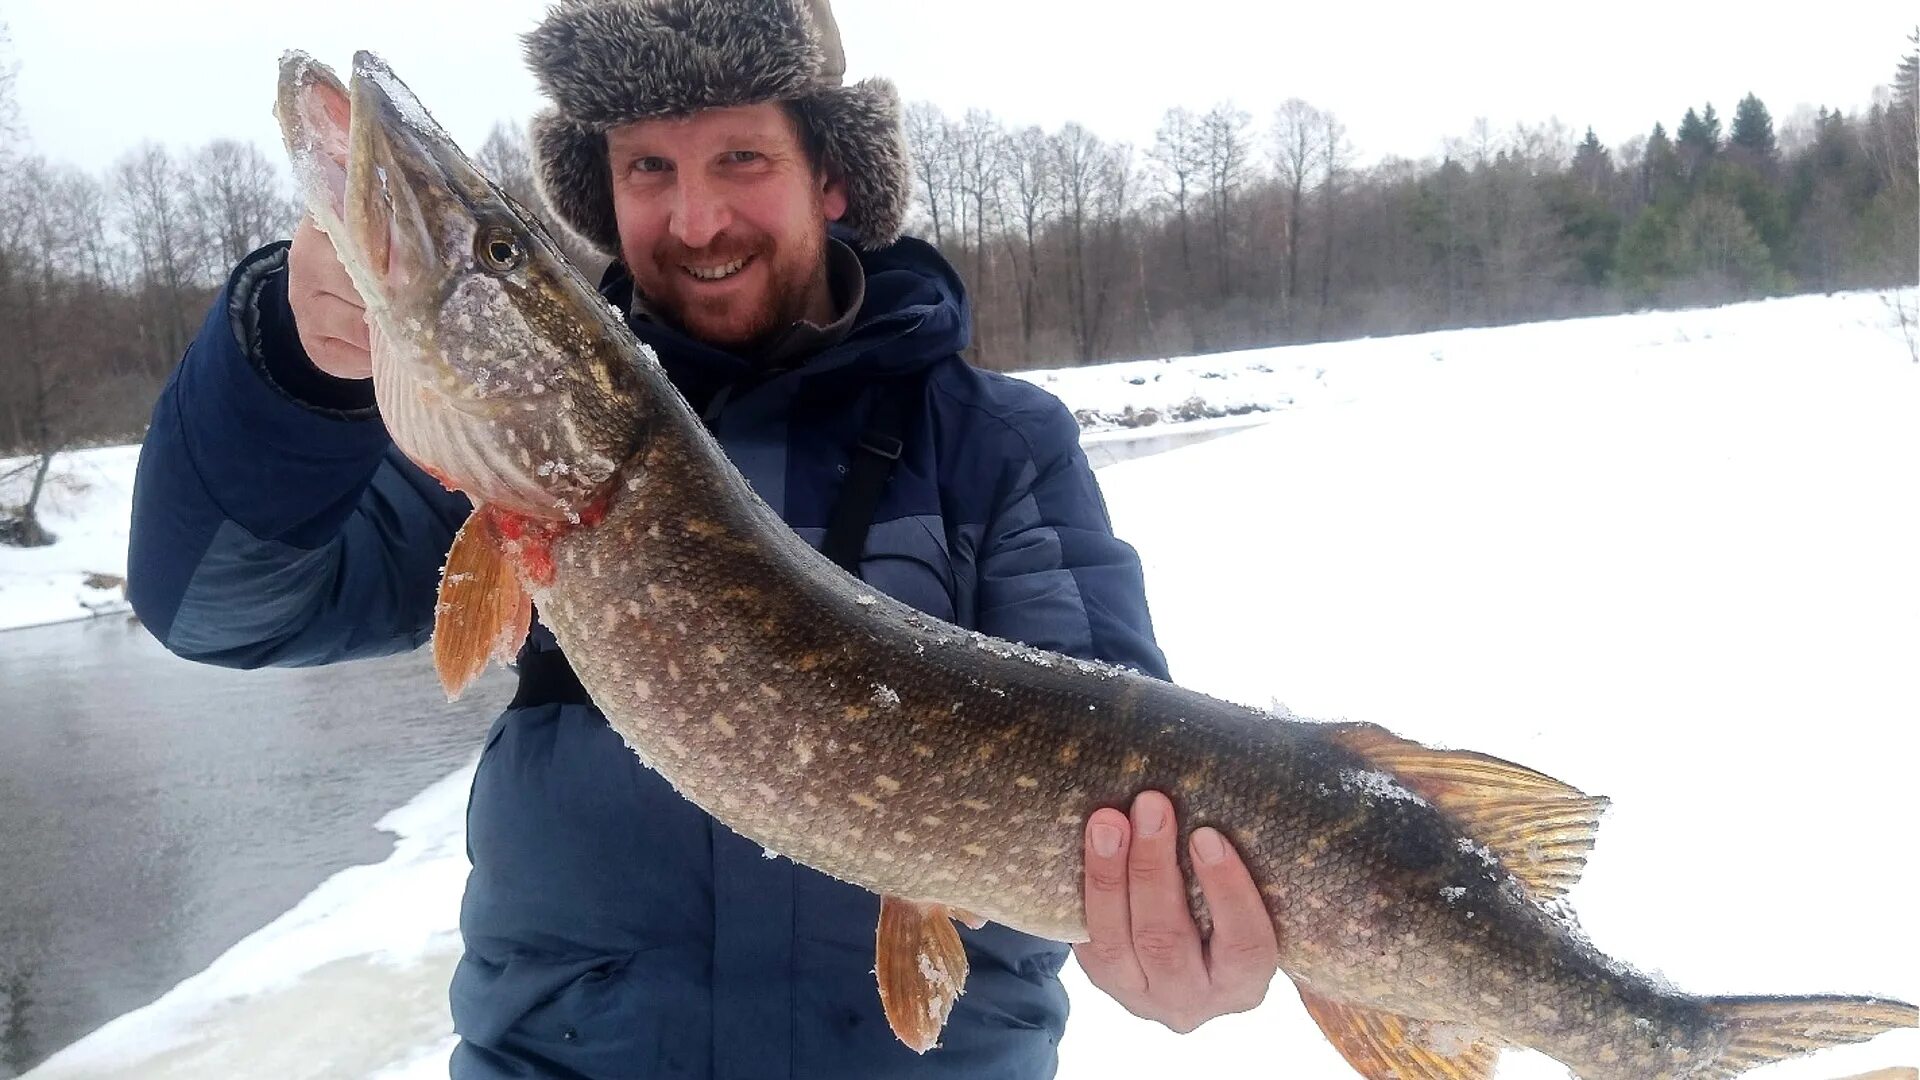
[632,219,830,357]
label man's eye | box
[723,151,761,164]
[631,157,670,175]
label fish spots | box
[753,782,778,801]
[850,792,881,811]
[703,644,729,665]
[624,598,644,617]
[962,843,989,858]
[893,830,917,844]
[911,743,935,759]
[600,605,620,632]
[874,775,902,794]
[758,684,783,703]
[647,523,663,540]
[1014,776,1039,789]
[843,705,872,722]
[710,714,736,738]
[871,685,901,709]
[634,679,652,702]
[975,745,995,763]
[960,798,991,813]
[790,736,815,765]
[1121,751,1148,776]
[683,517,724,538]
[801,792,821,808]
[661,736,689,758]
[872,849,894,863]
[1056,742,1080,765]
[920,815,945,829]
[666,660,682,683]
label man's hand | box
[288,216,372,379]
[1073,790,1279,1033]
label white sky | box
[5,0,1915,179]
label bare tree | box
[1198,102,1251,302]
[189,139,294,272]
[1271,98,1327,330]
[950,108,1004,358]
[1050,122,1108,365]
[1149,106,1204,308]
[1314,109,1351,337]
[904,101,954,249]
[999,125,1053,363]
[115,143,199,370]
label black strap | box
[509,646,590,709]
[512,387,911,710]
[819,390,908,574]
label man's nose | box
[669,173,731,250]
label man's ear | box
[821,170,849,224]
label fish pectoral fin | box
[432,510,531,700]
[875,896,972,1054]
[1326,723,1609,905]
[1296,985,1500,1080]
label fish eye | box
[478,227,524,273]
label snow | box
[0,446,139,631]
[18,287,1920,1078]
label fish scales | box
[533,414,1733,1073]
[275,49,1917,1078]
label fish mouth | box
[345,51,488,315]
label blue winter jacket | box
[127,230,1168,1079]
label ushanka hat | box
[524,0,910,254]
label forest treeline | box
[1,24,1914,474]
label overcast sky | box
[6,0,1915,179]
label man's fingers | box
[1124,792,1206,986]
[1189,826,1280,1010]
[1073,808,1145,993]
[306,335,374,381]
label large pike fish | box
[275,51,1915,1079]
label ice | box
[16,287,1919,1079]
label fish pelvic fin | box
[1326,723,1608,905]
[1688,994,1918,1079]
[875,896,974,1054]
[432,509,532,699]
[1296,984,1500,1080]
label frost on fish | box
[1338,767,1431,807]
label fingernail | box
[1090,822,1123,857]
[1192,828,1226,865]
[1134,797,1165,837]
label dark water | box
[0,616,509,1077]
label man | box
[127,0,1278,1075]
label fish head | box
[276,50,648,524]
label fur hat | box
[524,0,910,254]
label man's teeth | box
[684,257,748,281]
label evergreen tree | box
[1572,127,1612,193]
[1730,93,1777,161]
[1676,104,1721,180]
[1896,29,1918,116]
[1642,122,1683,203]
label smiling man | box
[126,1,1277,1076]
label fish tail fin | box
[1689,994,1917,1079]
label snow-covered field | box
[17,288,1920,1078]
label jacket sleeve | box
[972,390,1171,681]
[126,242,471,668]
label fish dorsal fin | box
[875,896,973,1054]
[1327,723,1609,904]
[433,510,531,700]
[1297,984,1501,1080]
